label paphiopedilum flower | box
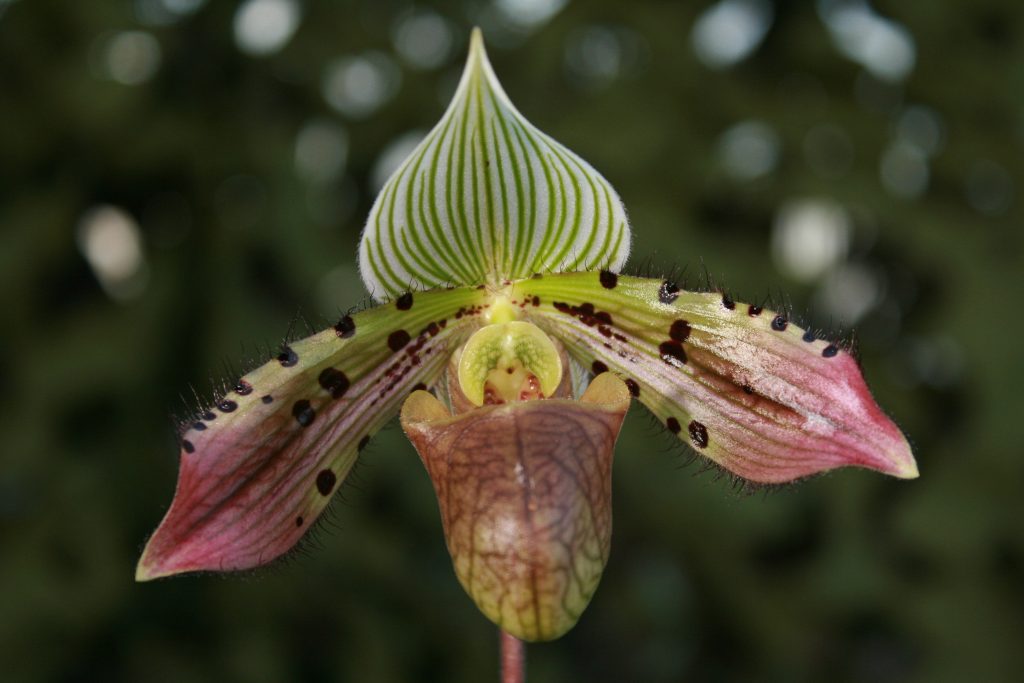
[137,30,917,642]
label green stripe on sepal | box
[359,28,631,300]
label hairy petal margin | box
[509,272,917,484]
[137,286,487,580]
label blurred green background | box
[1,0,1022,681]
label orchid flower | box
[137,30,917,645]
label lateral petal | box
[136,286,487,580]
[510,272,917,484]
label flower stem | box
[499,629,526,683]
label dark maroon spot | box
[423,321,439,337]
[803,329,816,342]
[625,378,640,397]
[218,399,237,413]
[592,360,609,374]
[202,411,216,421]
[742,384,754,394]
[822,344,839,358]
[295,516,304,527]
[532,296,540,307]
[532,272,543,279]
[659,280,679,304]
[234,379,253,396]
[552,300,617,331]
[411,382,427,393]
[396,292,414,310]
[292,400,316,427]
[261,395,273,404]
[669,319,692,342]
[334,315,356,338]
[388,330,411,352]
[771,315,788,331]
[599,269,618,289]
[358,435,370,451]
[277,345,298,367]
[316,469,337,495]
[182,439,195,454]
[748,305,762,317]
[688,420,709,449]
[666,417,681,434]
[318,367,349,399]
[722,294,735,310]
[659,340,687,366]
[476,284,486,290]
[192,421,206,431]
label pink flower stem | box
[499,629,526,683]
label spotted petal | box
[359,28,630,300]
[509,272,917,484]
[136,287,487,580]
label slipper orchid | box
[137,29,917,643]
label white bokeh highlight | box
[233,0,300,57]
[772,199,851,282]
[322,53,402,119]
[76,205,149,302]
[691,0,773,69]
[818,0,915,82]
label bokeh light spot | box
[565,26,622,89]
[772,199,851,282]
[880,140,929,199]
[818,0,915,82]
[233,0,300,57]
[816,262,883,323]
[895,105,945,157]
[691,0,773,70]
[323,53,402,119]
[717,120,780,180]
[76,205,149,302]
[103,31,162,85]
[392,10,454,70]
[494,0,568,30]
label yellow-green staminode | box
[457,321,563,406]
